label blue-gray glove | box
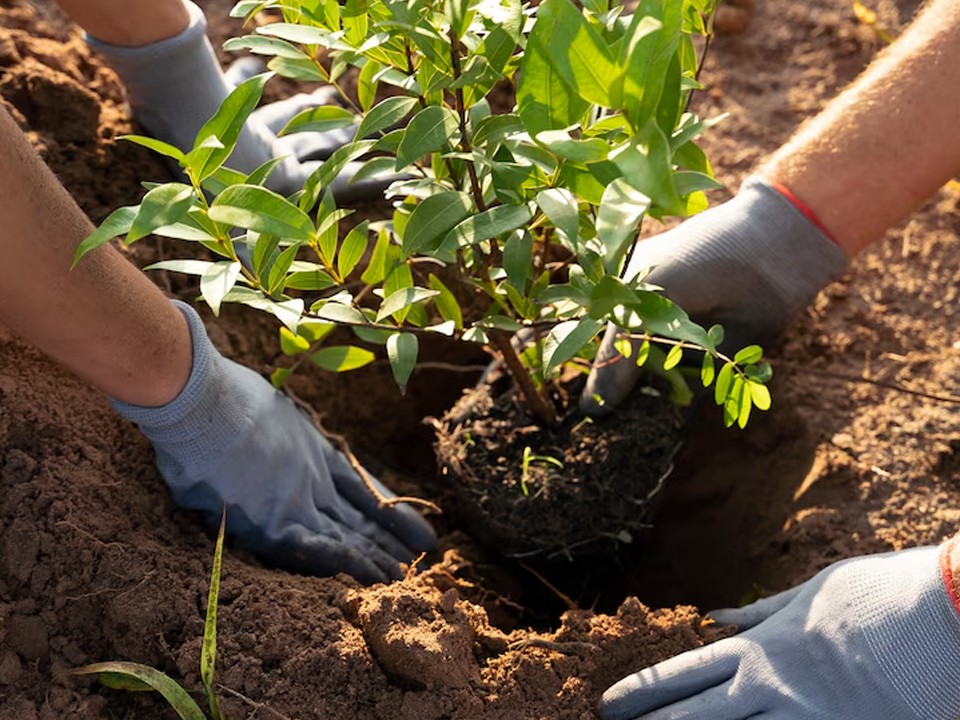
[600,542,960,719]
[88,1,392,201]
[112,301,436,584]
[582,176,847,414]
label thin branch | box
[490,331,559,426]
[217,685,294,720]
[283,387,442,514]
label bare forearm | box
[0,105,190,406]
[54,0,189,46]
[761,0,960,256]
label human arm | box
[583,0,960,411]
[0,104,435,581]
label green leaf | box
[278,105,357,136]
[387,332,419,394]
[635,339,650,367]
[68,663,206,720]
[472,114,524,148]
[395,106,459,169]
[535,130,610,164]
[536,189,579,247]
[714,361,733,406]
[517,14,588,135]
[701,352,715,386]
[300,140,376,211]
[428,274,463,329]
[280,326,311,355]
[310,345,376,371]
[209,184,314,240]
[596,178,650,272]
[737,378,752,428]
[223,34,307,59]
[361,227,395,284]
[542,318,604,374]
[128,184,197,243]
[620,1,680,129]
[663,344,683,370]
[267,243,302,295]
[338,221,370,279]
[144,259,216,275]
[442,203,532,250]
[445,0,475,38]
[734,345,763,364]
[503,231,533,291]
[402,191,472,257]
[256,22,330,44]
[119,135,186,163]
[245,156,288,187]
[358,59,381,112]
[271,367,293,388]
[343,0,369,44]
[610,121,681,215]
[267,55,328,82]
[201,511,226,720]
[535,0,621,107]
[73,205,138,266]
[185,72,272,181]
[311,301,366,324]
[376,287,440,322]
[750,381,772,411]
[356,96,419,139]
[201,261,242,315]
[588,275,641,319]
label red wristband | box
[939,536,960,617]
[768,179,840,247]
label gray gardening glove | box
[600,541,960,720]
[87,0,392,202]
[111,301,436,584]
[581,176,847,414]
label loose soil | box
[3,0,960,717]
[435,375,683,560]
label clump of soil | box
[436,377,683,559]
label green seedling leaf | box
[279,105,357,136]
[503,231,533,291]
[635,339,650,367]
[535,130,610,164]
[300,140,376,211]
[128,184,197,243]
[256,22,330,44]
[201,261,242,315]
[542,318,604,374]
[428,274,463,329]
[620,1,679,129]
[613,337,633,359]
[223,35,308,59]
[701,352,715,386]
[144,259,217,275]
[358,59,382,111]
[268,55,328,82]
[445,0,475,38]
[73,205,138,266]
[714,361,733,406]
[271,367,292,388]
[535,0,620,107]
[356,96,419,139]
[750,380,772,411]
[280,326,311,355]
[343,0,369,44]
[68,663,206,720]
[734,344,763,365]
[663,344,683,370]
[536,189,579,247]
[377,287,440,322]
[185,72,272,181]
[402,191,472,257]
[209,184,314,240]
[311,301,366,324]
[516,15,588,135]
[119,135,186,163]
[201,509,226,720]
[387,332,419,394]
[338,221,370,279]
[596,178,650,272]
[442,204,532,250]
[361,227,395,285]
[310,345,376,371]
[610,121,681,215]
[396,106,460,170]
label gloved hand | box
[581,176,847,414]
[599,541,960,720]
[111,301,436,584]
[87,0,391,201]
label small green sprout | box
[520,446,564,496]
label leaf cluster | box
[76,0,772,426]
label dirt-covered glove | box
[581,175,847,414]
[599,541,960,720]
[111,301,436,584]
[87,0,391,201]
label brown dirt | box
[4,0,960,717]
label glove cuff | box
[110,300,250,470]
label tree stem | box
[491,331,559,426]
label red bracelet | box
[768,179,840,247]
[940,536,960,617]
